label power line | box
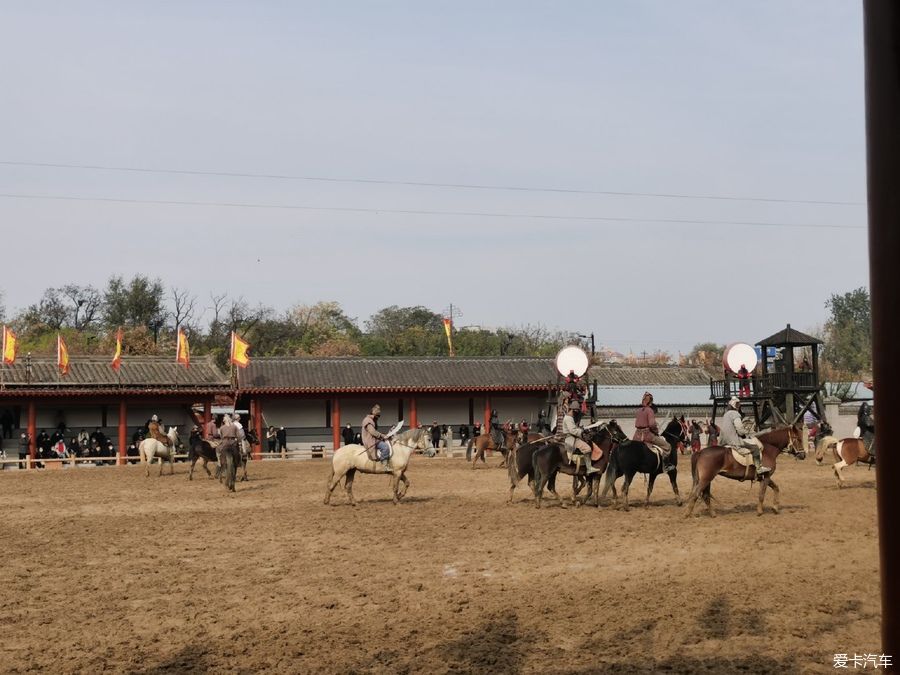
[0,191,865,230]
[0,160,864,207]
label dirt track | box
[0,453,880,674]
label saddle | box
[728,446,754,467]
[647,444,668,470]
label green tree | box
[363,305,444,355]
[688,342,725,376]
[103,275,166,332]
[823,287,872,377]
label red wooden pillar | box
[409,397,418,428]
[27,400,36,465]
[118,400,127,465]
[483,396,491,429]
[203,400,211,438]
[331,398,341,451]
[253,398,264,460]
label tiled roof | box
[237,357,713,393]
[757,324,823,347]
[0,355,230,390]
[588,365,710,386]
[237,357,558,393]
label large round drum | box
[556,345,590,377]
[722,342,758,374]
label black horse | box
[531,424,626,508]
[188,429,221,480]
[599,418,686,511]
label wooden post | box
[27,400,36,465]
[253,398,263,460]
[331,398,341,452]
[484,397,491,430]
[203,400,211,438]
[118,400,127,465]
[864,0,900,655]
[409,397,418,429]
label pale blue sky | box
[0,1,866,354]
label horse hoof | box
[676,500,683,507]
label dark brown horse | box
[469,429,519,469]
[531,424,624,508]
[684,423,805,518]
[827,437,874,488]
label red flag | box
[111,328,123,372]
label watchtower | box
[756,324,824,426]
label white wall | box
[416,397,470,425]
[261,399,327,428]
[490,395,546,425]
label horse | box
[324,428,430,506]
[531,423,625,508]
[684,423,805,518]
[825,436,875,488]
[139,427,181,477]
[468,429,520,469]
[188,430,220,480]
[237,429,259,482]
[597,418,686,511]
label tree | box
[688,342,725,376]
[169,287,197,332]
[363,306,444,355]
[60,284,102,330]
[103,275,166,332]
[823,287,872,377]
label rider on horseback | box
[720,396,770,474]
[857,401,876,458]
[633,392,674,473]
[362,404,391,467]
[146,414,172,447]
[563,401,599,474]
[490,409,504,449]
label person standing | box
[341,423,354,447]
[737,364,751,398]
[18,432,30,469]
[690,421,702,453]
[458,424,470,446]
[276,426,287,453]
[429,421,441,451]
[266,426,277,454]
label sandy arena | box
[0,453,879,674]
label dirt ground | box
[0,451,880,674]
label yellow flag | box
[57,334,70,375]
[442,318,454,356]
[111,328,123,372]
[230,332,251,368]
[2,326,17,365]
[176,328,190,368]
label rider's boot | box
[583,454,599,475]
[752,448,771,474]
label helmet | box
[729,396,741,408]
[234,413,241,421]
[569,401,581,411]
[371,404,381,415]
[151,414,159,422]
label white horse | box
[324,427,429,506]
[140,427,181,477]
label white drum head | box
[723,343,758,374]
[556,345,590,377]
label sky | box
[0,1,867,355]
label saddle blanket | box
[647,444,668,468]
[728,446,754,467]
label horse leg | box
[767,478,780,514]
[703,484,715,517]
[645,474,657,507]
[757,474,770,516]
[391,473,401,505]
[398,472,410,500]
[240,456,249,482]
[669,469,682,506]
[203,458,212,478]
[833,459,847,488]
[621,473,635,512]
[188,456,196,480]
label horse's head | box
[758,424,806,459]
[606,419,628,443]
[663,417,686,443]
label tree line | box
[0,276,575,366]
[0,280,873,378]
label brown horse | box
[684,424,805,518]
[469,429,519,469]
[827,437,874,488]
